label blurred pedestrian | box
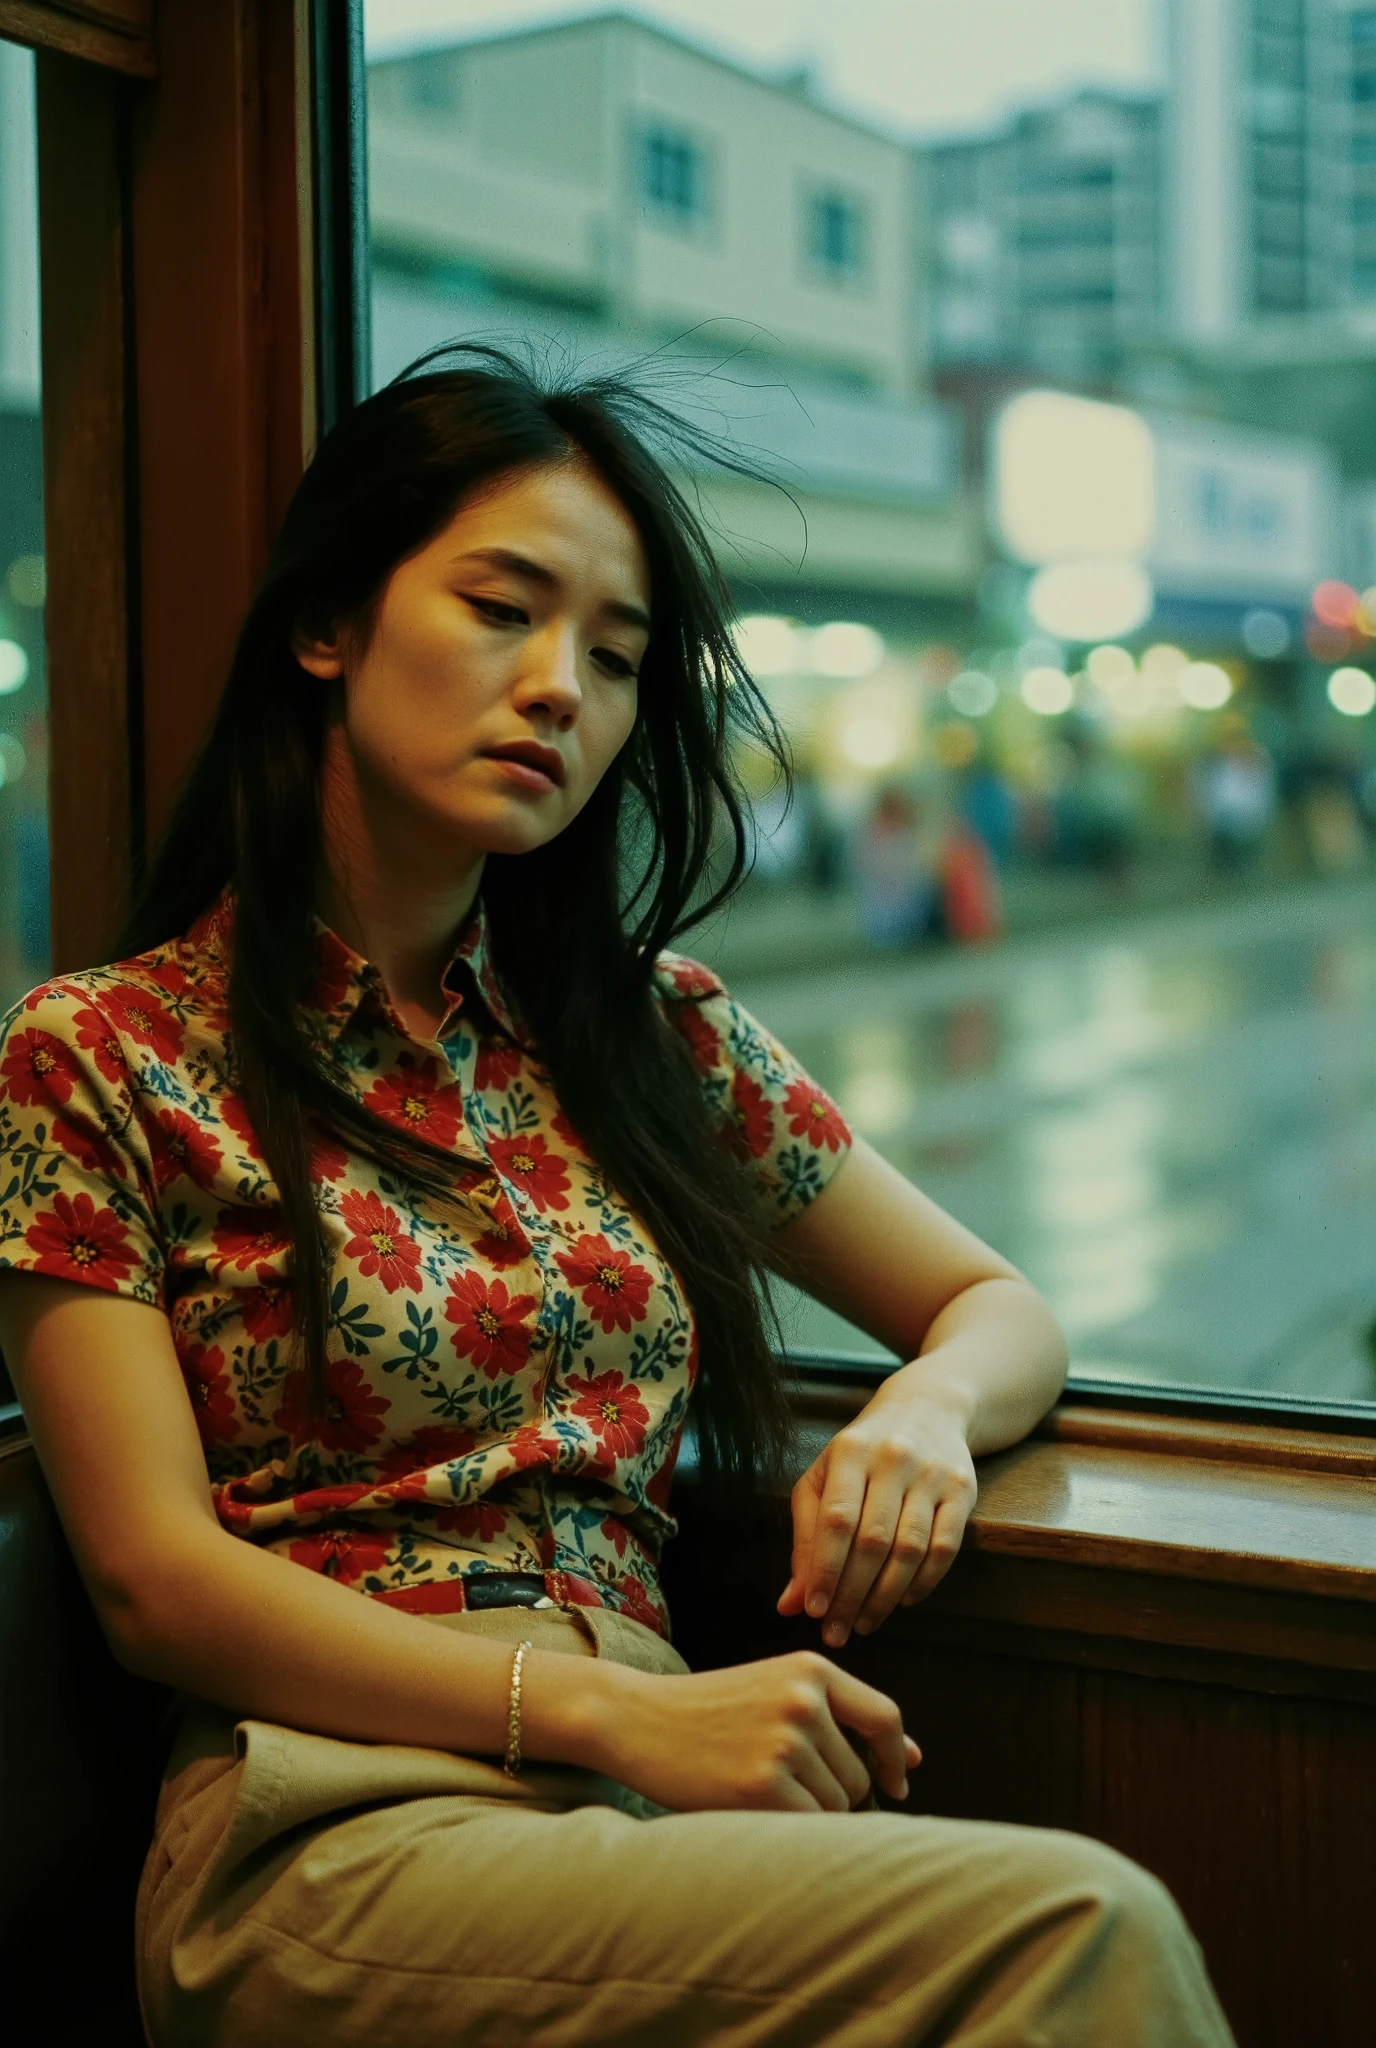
[853,786,939,948]
[1193,722,1276,873]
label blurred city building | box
[367,11,980,616]
[927,88,1165,384]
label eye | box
[592,645,641,680]
[467,596,528,626]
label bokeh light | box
[1021,666,1075,716]
[733,614,800,675]
[838,713,902,769]
[1027,559,1154,642]
[5,555,44,609]
[995,391,1155,564]
[810,621,885,678]
[1177,661,1233,711]
[1240,607,1291,659]
[947,668,998,717]
[1327,666,1376,717]
[0,641,30,695]
[1311,580,1360,630]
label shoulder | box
[2,936,223,1084]
[651,951,727,1007]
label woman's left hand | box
[777,1373,979,1649]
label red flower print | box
[291,1484,372,1516]
[364,1056,463,1150]
[219,1093,259,1154]
[288,1526,391,1582]
[148,1106,223,1191]
[49,1115,126,1181]
[602,1515,630,1558]
[570,1370,650,1464]
[665,958,721,1000]
[782,1078,849,1153]
[274,1355,390,1455]
[472,1191,530,1271]
[551,1108,585,1152]
[241,1264,293,1343]
[488,1132,570,1213]
[311,928,356,1015]
[309,1125,350,1183]
[0,1027,83,1108]
[445,1268,538,1377]
[211,1208,289,1272]
[557,1571,605,1612]
[474,1038,522,1093]
[146,960,192,1004]
[102,986,185,1063]
[339,1188,423,1294]
[436,1500,508,1542]
[555,1233,652,1335]
[70,1005,127,1085]
[180,1341,238,1449]
[509,1422,554,1471]
[25,1192,141,1289]
[377,1425,478,1486]
[615,1571,666,1636]
[728,1070,773,1161]
[672,1003,720,1074]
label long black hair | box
[118,345,795,1492]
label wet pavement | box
[721,876,1376,1406]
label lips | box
[481,740,566,788]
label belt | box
[461,1570,555,1611]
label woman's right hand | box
[568,1651,920,1814]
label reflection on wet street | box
[734,878,1376,1404]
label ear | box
[291,626,346,681]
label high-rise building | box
[926,88,1165,382]
[1168,0,1376,337]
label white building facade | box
[366,13,979,605]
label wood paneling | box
[666,1395,1376,2048]
[129,0,309,846]
[35,55,134,971]
[0,0,154,76]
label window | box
[805,187,866,282]
[0,43,48,1014]
[362,5,1376,1426]
[640,124,706,224]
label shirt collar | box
[187,887,523,1050]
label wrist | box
[876,1356,979,1436]
[520,1648,648,1774]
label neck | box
[316,728,484,1030]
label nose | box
[512,621,583,730]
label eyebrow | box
[453,546,652,634]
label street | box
[721,876,1376,1404]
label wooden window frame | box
[4,7,1374,2037]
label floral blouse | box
[0,893,851,1636]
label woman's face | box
[300,457,652,858]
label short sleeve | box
[0,981,166,1303]
[655,953,852,1230]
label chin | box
[433,797,568,861]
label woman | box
[0,354,1233,2047]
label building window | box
[640,126,705,224]
[805,187,866,283]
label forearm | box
[114,1521,626,1767]
[887,1274,1067,1454]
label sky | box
[363,0,1163,140]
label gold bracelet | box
[503,1639,534,1779]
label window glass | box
[0,41,48,1018]
[364,3,1376,1414]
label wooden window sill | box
[741,1383,1376,1697]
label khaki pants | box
[135,1606,1235,2047]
